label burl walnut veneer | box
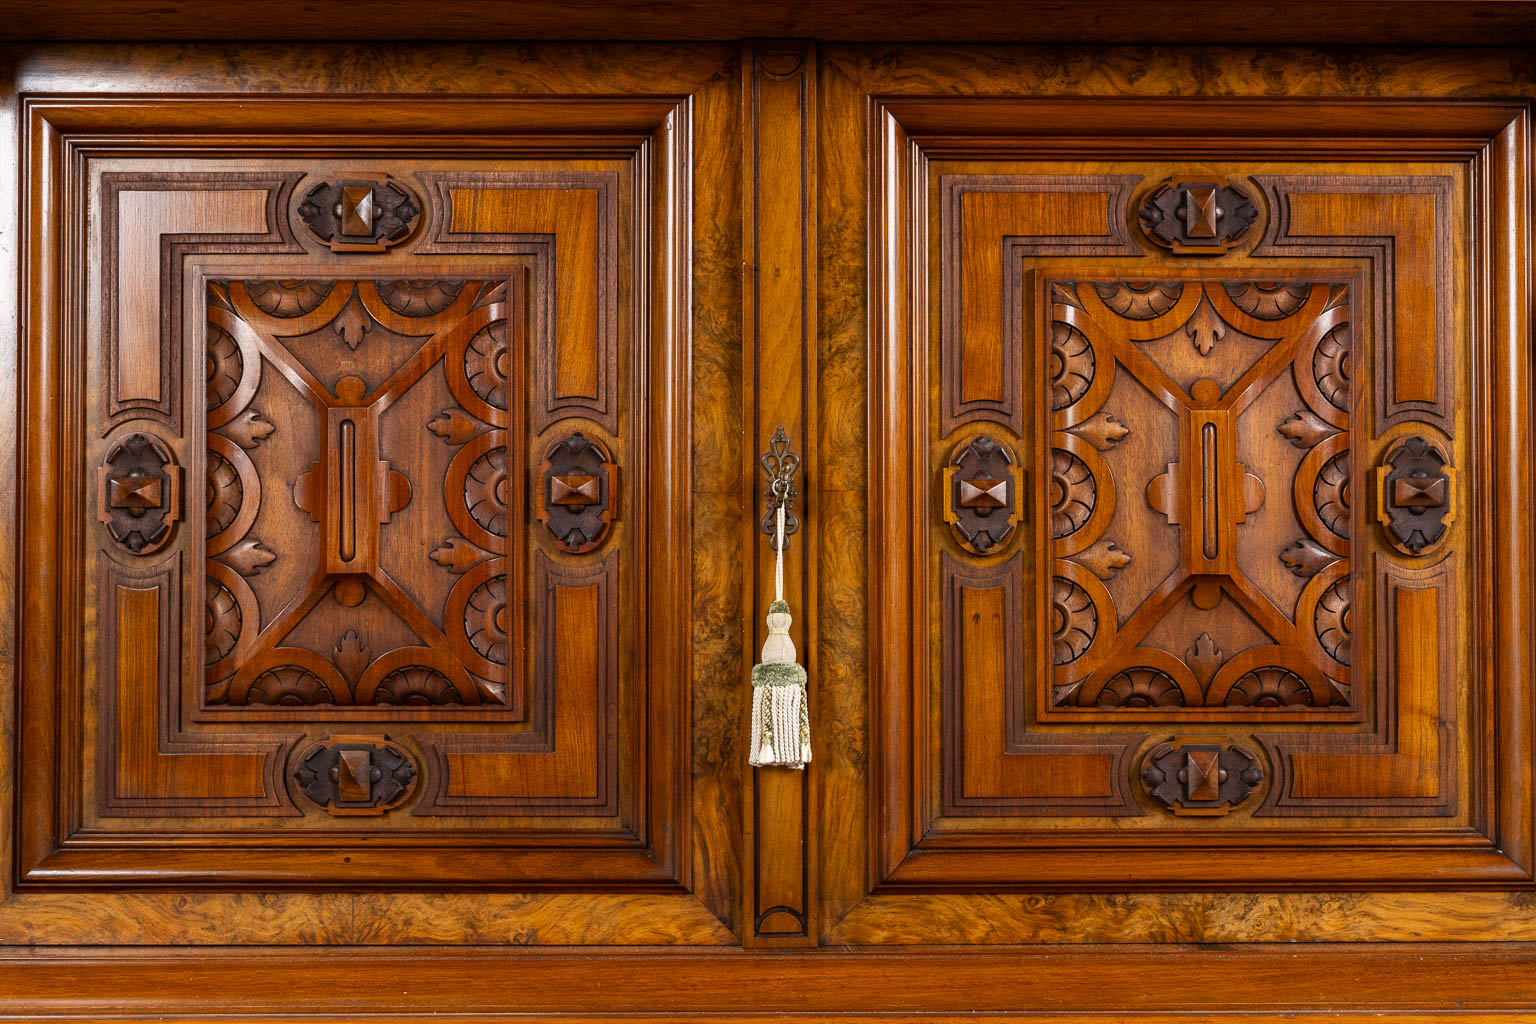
[3,15,1536,1022]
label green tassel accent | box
[748,661,810,768]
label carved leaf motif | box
[332,295,373,351]
[1280,538,1336,577]
[1069,410,1128,451]
[334,630,371,685]
[1277,409,1335,450]
[428,408,482,445]
[431,537,492,573]
[1186,632,1223,690]
[1185,300,1227,357]
[222,538,276,577]
[223,409,275,449]
[1071,538,1130,581]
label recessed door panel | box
[934,162,1468,844]
[16,91,710,913]
[863,94,1532,906]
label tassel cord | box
[774,504,785,603]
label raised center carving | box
[1049,278,1353,712]
[1144,376,1267,607]
[204,278,518,709]
[291,374,413,598]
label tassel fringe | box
[748,660,811,769]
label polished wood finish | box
[5,0,1536,44]
[741,39,818,946]
[8,52,742,939]
[3,30,1536,1024]
[842,42,1535,936]
[3,946,1536,1015]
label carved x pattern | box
[1049,279,1352,710]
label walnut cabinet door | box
[13,55,750,946]
[833,80,1534,941]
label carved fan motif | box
[1051,578,1097,665]
[246,279,331,316]
[1313,323,1352,412]
[1224,667,1313,708]
[465,577,509,664]
[1093,281,1183,319]
[1097,668,1185,708]
[1223,282,1310,319]
[1314,452,1351,538]
[1050,321,1095,409]
[465,320,511,410]
[204,578,242,664]
[377,279,464,316]
[248,666,336,706]
[206,451,243,537]
[1315,580,1352,665]
[1049,449,1096,538]
[465,449,510,537]
[206,324,242,408]
[376,667,462,706]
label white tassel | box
[749,506,811,768]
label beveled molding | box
[4,946,1536,1018]
[866,94,1534,893]
[13,90,700,894]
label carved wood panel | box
[1048,276,1354,715]
[203,277,522,712]
[16,86,710,917]
[864,91,1527,901]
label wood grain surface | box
[2,31,1536,1023]
[4,0,1536,44]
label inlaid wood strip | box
[742,39,817,945]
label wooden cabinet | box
[13,73,737,940]
[3,19,1536,1022]
[861,103,1524,904]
